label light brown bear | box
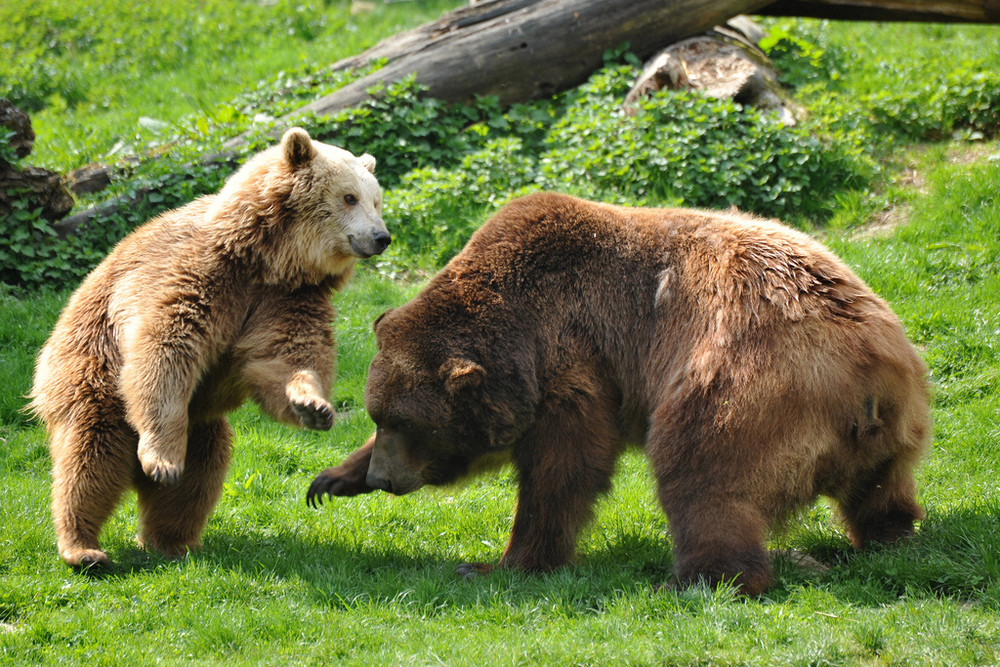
[308,192,931,595]
[30,127,389,568]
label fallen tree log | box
[279,0,777,121]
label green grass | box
[3,9,1000,665]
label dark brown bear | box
[308,192,930,595]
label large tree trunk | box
[289,0,775,113]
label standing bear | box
[308,192,931,595]
[31,127,389,568]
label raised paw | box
[138,451,184,485]
[291,397,334,431]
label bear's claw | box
[306,475,340,508]
[140,457,184,485]
[292,398,334,431]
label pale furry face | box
[308,141,388,259]
[281,128,390,278]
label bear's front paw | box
[138,449,184,485]
[291,397,334,431]
[306,466,374,507]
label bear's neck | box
[202,197,352,290]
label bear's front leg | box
[127,390,189,485]
[238,285,338,430]
[120,304,217,485]
[136,422,189,485]
[463,372,621,575]
[307,434,376,507]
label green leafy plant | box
[537,65,872,221]
[759,22,845,89]
[867,69,1000,141]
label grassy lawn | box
[3,4,1000,664]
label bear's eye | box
[343,194,358,206]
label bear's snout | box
[365,470,393,493]
[347,229,392,258]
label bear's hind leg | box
[837,455,924,549]
[49,421,136,568]
[136,418,232,556]
[648,409,773,595]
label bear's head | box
[361,302,540,495]
[218,127,389,284]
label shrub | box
[2,55,884,287]
[387,137,540,262]
[759,23,846,89]
[534,64,871,223]
[868,69,1000,141]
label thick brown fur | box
[308,192,931,595]
[30,128,389,568]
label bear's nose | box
[373,231,391,254]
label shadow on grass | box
[190,527,676,612]
[74,504,1000,609]
[769,505,1000,604]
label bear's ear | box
[358,153,376,174]
[372,308,394,333]
[281,127,317,167]
[441,357,485,394]
[372,308,395,350]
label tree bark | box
[281,0,777,122]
